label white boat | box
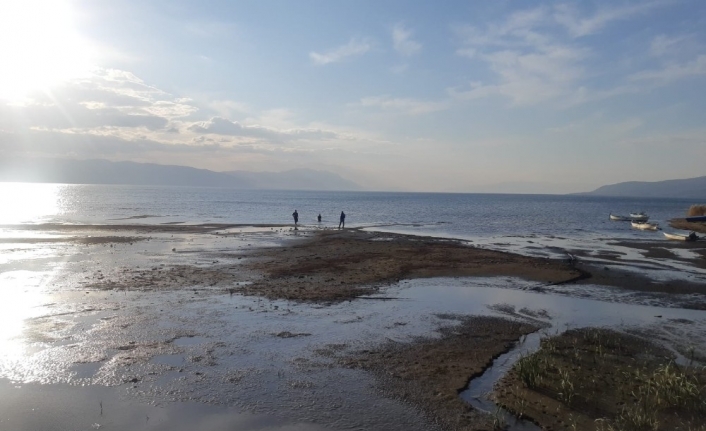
[632,221,659,231]
[609,214,630,221]
[630,212,649,222]
[664,232,699,241]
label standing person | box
[292,209,299,226]
[317,214,322,223]
[338,211,345,229]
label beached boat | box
[664,232,699,241]
[609,214,630,221]
[630,212,649,222]
[685,215,706,222]
[631,221,659,231]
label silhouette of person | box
[292,210,299,226]
[317,214,322,223]
[338,211,345,229]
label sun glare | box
[0,0,94,101]
[0,183,61,224]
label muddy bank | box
[670,218,706,234]
[574,262,706,302]
[239,229,583,302]
[493,328,706,430]
[338,315,540,431]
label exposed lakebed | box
[1,224,705,430]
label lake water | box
[0,183,696,241]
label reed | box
[515,352,542,388]
[687,204,706,217]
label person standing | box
[317,214,322,223]
[338,211,345,229]
[292,209,299,226]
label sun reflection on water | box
[0,271,50,358]
[0,183,64,224]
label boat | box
[630,212,649,222]
[685,215,706,222]
[609,214,630,221]
[631,221,659,231]
[664,232,699,241]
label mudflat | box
[2,223,706,430]
[241,229,583,301]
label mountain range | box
[580,176,706,199]
[0,157,362,191]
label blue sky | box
[1,0,705,192]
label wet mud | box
[670,218,706,234]
[338,315,540,431]
[241,229,583,302]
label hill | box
[0,158,361,191]
[581,176,706,199]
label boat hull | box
[609,214,629,221]
[632,221,658,231]
[630,213,649,222]
[685,215,706,222]
[664,232,697,241]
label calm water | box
[0,183,696,240]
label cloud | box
[553,1,669,38]
[392,24,421,56]
[187,117,339,142]
[309,38,371,65]
[630,55,706,83]
[357,96,448,115]
[650,34,691,57]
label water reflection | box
[0,183,63,224]
[0,271,49,357]
[0,379,334,431]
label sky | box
[1,0,705,193]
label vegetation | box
[493,328,706,431]
[687,204,706,217]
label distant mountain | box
[224,168,361,191]
[580,176,706,199]
[0,157,362,191]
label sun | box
[0,0,94,101]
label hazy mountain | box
[224,168,361,191]
[0,157,361,191]
[580,176,706,199]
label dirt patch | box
[238,229,582,302]
[337,315,539,431]
[493,328,706,430]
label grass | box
[687,204,706,217]
[493,328,706,431]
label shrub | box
[687,204,706,217]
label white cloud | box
[392,24,421,56]
[553,1,669,38]
[650,34,688,57]
[630,55,706,83]
[309,38,371,65]
[357,96,448,115]
[208,100,250,118]
[187,117,339,142]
